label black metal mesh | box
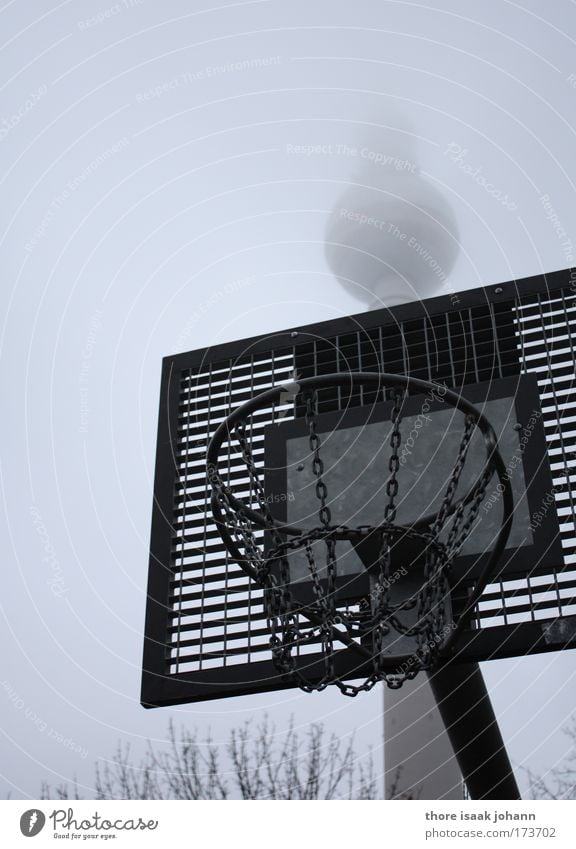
[144,277,576,703]
[170,351,295,674]
[477,292,576,629]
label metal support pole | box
[427,661,521,800]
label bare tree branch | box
[526,714,576,800]
[41,717,378,800]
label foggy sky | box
[1,0,576,799]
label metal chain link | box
[305,393,332,528]
[431,414,477,535]
[367,388,405,682]
[384,389,404,524]
[234,422,284,545]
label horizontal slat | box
[183,353,294,386]
[477,596,575,621]
[170,641,273,663]
[168,597,264,619]
[179,376,295,412]
[168,626,272,653]
[167,583,255,603]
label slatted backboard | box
[141,268,576,707]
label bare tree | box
[526,715,576,800]
[41,717,377,800]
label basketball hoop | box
[206,373,513,695]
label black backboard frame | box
[142,268,576,707]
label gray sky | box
[1,0,576,799]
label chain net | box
[211,387,491,695]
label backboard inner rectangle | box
[265,375,561,583]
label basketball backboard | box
[142,267,576,707]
